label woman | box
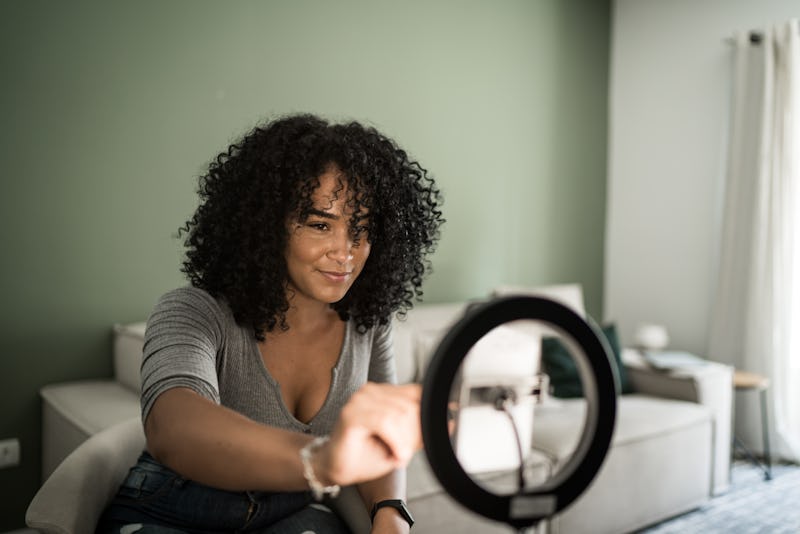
[97,114,444,533]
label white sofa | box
[31,284,733,534]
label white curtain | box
[708,19,800,463]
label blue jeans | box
[96,452,351,534]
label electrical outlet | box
[0,438,20,468]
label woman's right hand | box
[316,382,422,486]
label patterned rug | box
[640,461,800,533]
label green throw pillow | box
[541,323,631,398]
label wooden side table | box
[732,370,772,480]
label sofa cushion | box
[530,394,712,460]
[406,447,549,533]
[490,284,587,377]
[600,324,630,392]
[392,302,468,383]
[406,446,552,501]
[542,395,714,534]
[113,322,146,392]
[542,323,632,398]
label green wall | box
[0,1,609,528]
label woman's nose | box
[327,229,354,264]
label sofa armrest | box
[622,349,734,494]
[27,416,145,534]
[623,350,732,403]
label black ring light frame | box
[421,296,618,529]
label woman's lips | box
[319,270,352,283]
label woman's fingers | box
[327,382,422,485]
[350,383,422,458]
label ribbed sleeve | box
[140,287,224,423]
[368,322,397,384]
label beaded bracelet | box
[300,436,341,501]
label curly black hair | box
[179,114,444,340]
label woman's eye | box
[308,222,328,231]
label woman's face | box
[284,168,371,308]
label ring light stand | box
[421,296,618,531]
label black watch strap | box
[371,499,414,528]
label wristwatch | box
[370,499,414,528]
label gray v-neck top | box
[140,286,396,436]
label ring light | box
[421,296,618,530]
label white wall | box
[605,0,798,356]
